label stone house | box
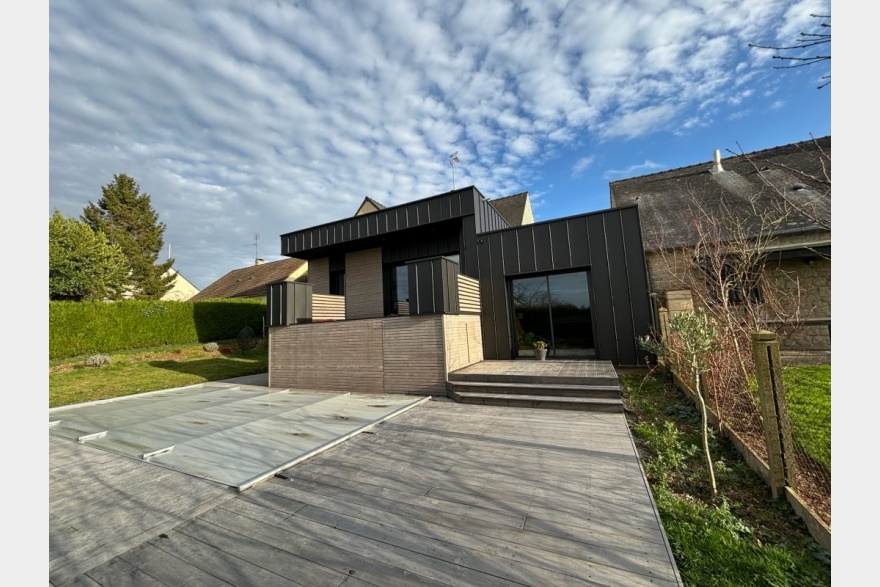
[609,136,831,351]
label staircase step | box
[446,381,621,399]
[448,391,624,412]
[447,372,618,387]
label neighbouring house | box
[266,186,654,395]
[191,257,308,303]
[609,136,831,352]
[160,268,200,301]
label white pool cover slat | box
[49,384,429,491]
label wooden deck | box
[50,397,683,587]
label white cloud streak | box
[49,0,825,288]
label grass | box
[620,371,831,587]
[782,365,831,471]
[49,340,269,408]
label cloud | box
[571,156,596,177]
[603,160,665,181]
[49,0,823,289]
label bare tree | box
[750,14,830,89]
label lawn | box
[49,341,269,408]
[620,371,831,587]
[782,364,831,471]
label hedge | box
[50,298,267,359]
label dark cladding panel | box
[459,189,476,215]
[501,230,519,274]
[517,227,536,274]
[550,220,571,268]
[408,257,459,315]
[605,214,635,364]
[461,216,479,278]
[418,200,430,224]
[487,231,510,357]
[569,216,590,266]
[376,210,388,234]
[450,192,462,217]
[428,198,442,223]
[587,213,617,364]
[476,233,499,357]
[534,224,554,272]
[439,194,453,220]
[621,207,654,364]
[266,282,312,326]
[356,216,368,239]
[406,203,420,226]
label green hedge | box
[50,298,267,359]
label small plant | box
[202,342,219,352]
[532,339,548,350]
[84,353,111,368]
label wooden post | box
[751,330,789,499]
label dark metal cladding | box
[478,207,652,364]
[407,257,460,315]
[265,282,313,326]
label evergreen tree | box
[50,210,128,301]
[82,173,175,299]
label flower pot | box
[533,348,548,360]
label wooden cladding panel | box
[457,275,481,314]
[270,315,455,395]
[443,314,484,373]
[345,248,384,319]
[313,294,345,321]
[269,321,384,393]
[383,316,445,395]
[309,257,330,295]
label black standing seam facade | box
[276,187,652,366]
[476,205,653,365]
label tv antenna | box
[449,151,460,189]
[246,233,259,264]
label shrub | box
[203,342,219,352]
[236,326,257,352]
[50,298,266,359]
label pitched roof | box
[355,196,386,216]
[489,192,534,226]
[609,136,831,252]
[191,257,307,301]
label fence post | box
[751,330,789,499]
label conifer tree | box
[82,173,175,299]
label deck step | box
[447,391,624,412]
[446,381,621,399]
[447,372,618,386]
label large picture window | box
[511,270,595,358]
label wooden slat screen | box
[458,275,481,314]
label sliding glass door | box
[511,270,594,358]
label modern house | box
[266,186,654,395]
[609,136,831,352]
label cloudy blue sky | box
[49,0,831,291]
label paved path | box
[50,394,682,586]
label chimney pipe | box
[710,149,724,174]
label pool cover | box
[49,383,429,491]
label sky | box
[48,0,831,291]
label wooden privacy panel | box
[443,314,483,373]
[383,316,446,395]
[458,275,481,314]
[269,320,384,393]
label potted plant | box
[532,339,548,360]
